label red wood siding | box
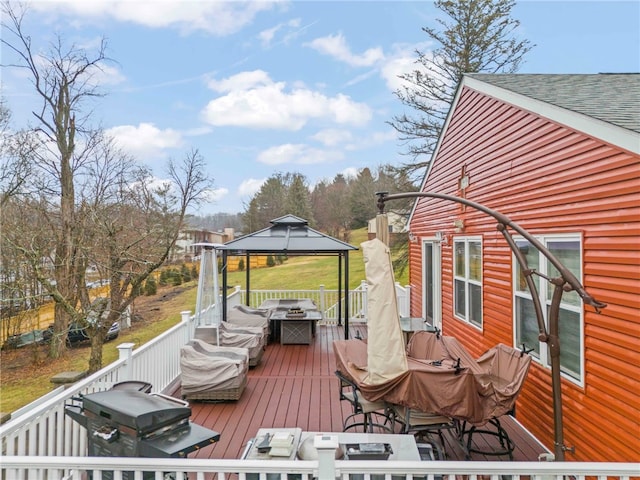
[408,86,640,462]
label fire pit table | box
[269,309,322,344]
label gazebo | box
[221,215,358,338]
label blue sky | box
[3,1,639,215]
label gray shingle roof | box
[466,73,640,134]
[223,215,357,254]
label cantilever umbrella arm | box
[376,191,607,461]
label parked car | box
[1,329,46,350]
[44,320,120,346]
[43,297,121,346]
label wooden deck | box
[175,323,549,462]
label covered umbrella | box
[361,238,408,385]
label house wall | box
[408,86,640,462]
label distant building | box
[367,211,409,240]
[172,228,235,262]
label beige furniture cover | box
[227,305,271,338]
[194,325,264,366]
[333,238,531,426]
[180,339,249,397]
[334,332,531,426]
[361,239,408,385]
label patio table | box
[269,309,322,344]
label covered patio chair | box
[227,304,271,341]
[406,331,532,459]
[180,339,249,401]
[335,370,392,433]
[195,324,265,367]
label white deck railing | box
[2,285,634,479]
[1,455,637,480]
[229,282,411,324]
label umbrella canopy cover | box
[361,238,408,385]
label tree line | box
[240,168,417,241]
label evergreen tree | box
[390,0,533,179]
[285,173,315,226]
[144,276,157,296]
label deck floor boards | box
[176,324,547,462]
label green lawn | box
[225,228,408,290]
[0,229,407,414]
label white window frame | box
[512,234,584,385]
[422,238,443,330]
[452,236,483,330]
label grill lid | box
[80,390,191,435]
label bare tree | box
[390,0,533,179]
[1,1,112,357]
[2,4,213,371]
[83,147,212,372]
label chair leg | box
[458,417,515,460]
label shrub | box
[144,276,157,296]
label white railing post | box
[319,285,326,318]
[361,280,368,321]
[314,434,339,480]
[181,311,192,341]
[116,343,135,382]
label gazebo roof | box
[223,215,357,254]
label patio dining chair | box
[388,404,454,459]
[335,370,392,433]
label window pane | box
[454,279,465,317]
[515,296,540,358]
[515,240,540,293]
[469,283,482,327]
[558,308,581,379]
[454,241,465,277]
[469,241,482,281]
[547,240,581,307]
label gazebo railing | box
[227,283,411,325]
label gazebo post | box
[344,252,349,339]
[245,253,251,306]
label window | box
[453,237,482,328]
[513,235,583,383]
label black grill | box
[66,386,220,479]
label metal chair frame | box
[335,370,392,433]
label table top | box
[259,299,318,310]
[301,431,420,461]
[244,428,420,462]
[243,427,303,460]
[269,310,323,321]
[399,317,437,333]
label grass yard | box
[0,228,408,416]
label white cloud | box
[202,71,371,130]
[205,187,228,203]
[208,70,272,93]
[311,129,353,147]
[379,42,433,91]
[31,0,282,36]
[106,123,182,159]
[91,62,126,86]
[306,33,384,67]
[345,129,397,151]
[258,18,303,47]
[341,167,359,179]
[257,143,344,165]
[238,178,266,197]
